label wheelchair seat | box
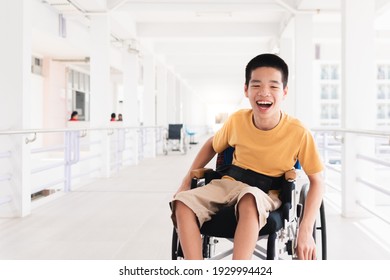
[200,200,288,238]
[171,146,327,260]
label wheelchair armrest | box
[190,168,213,189]
[190,168,222,189]
[190,168,213,179]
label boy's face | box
[244,67,287,119]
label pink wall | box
[42,58,67,145]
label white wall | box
[376,41,390,60]
[30,74,44,129]
[318,40,390,65]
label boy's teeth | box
[256,101,272,105]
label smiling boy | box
[171,53,324,260]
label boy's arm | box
[174,136,216,195]
[296,171,324,260]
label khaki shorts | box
[171,178,282,229]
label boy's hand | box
[173,174,192,197]
[174,184,190,196]
[296,227,316,260]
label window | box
[67,69,90,121]
[376,63,390,127]
[317,62,341,127]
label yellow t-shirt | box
[212,109,324,177]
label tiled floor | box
[1,135,390,260]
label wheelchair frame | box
[163,124,187,155]
[171,148,327,260]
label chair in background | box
[163,124,187,155]
[185,127,198,145]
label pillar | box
[167,70,177,124]
[89,15,111,177]
[156,62,168,127]
[294,15,314,127]
[122,48,139,164]
[0,0,32,217]
[279,37,295,116]
[142,54,156,157]
[341,0,376,217]
[176,80,182,123]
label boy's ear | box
[282,86,288,99]
[244,84,249,97]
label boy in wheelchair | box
[171,53,324,260]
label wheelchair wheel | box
[299,183,327,260]
[171,228,180,260]
[172,228,213,260]
[318,201,327,259]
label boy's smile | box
[256,100,273,111]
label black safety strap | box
[215,164,284,193]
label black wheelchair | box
[171,147,327,260]
[163,124,187,155]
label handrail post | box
[0,134,31,217]
[341,132,358,217]
[116,128,126,172]
[356,135,376,213]
[130,128,139,165]
[155,126,165,155]
[323,132,328,183]
[342,133,375,217]
[138,127,144,161]
[142,127,156,158]
[64,131,72,192]
[15,134,32,217]
[64,130,80,192]
[102,130,111,178]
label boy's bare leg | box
[233,194,260,260]
[175,201,203,259]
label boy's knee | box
[174,201,194,219]
[238,194,258,213]
[238,193,257,208]
[173,200,200,228]
[174,200,186,212]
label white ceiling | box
[35,0,390,106]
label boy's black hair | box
[245,53,289,88]
[71,111,78,118]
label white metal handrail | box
[313,127,390,225]
[356,153,390,168]
[31,161,65,174]
[31,145,65,154]
[0,126,162,137]
[0,125,165,215]
[0,152,12,183]
[0,151,11,158]
[356,177,390,197]
[312,127,390,137]
[0,173,11,182]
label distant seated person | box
[110,113,116,121]
[69,111,78,121]
[117,113,123,121]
